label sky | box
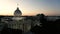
[0,0,60,16]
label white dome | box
[14,7,22,16]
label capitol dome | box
[14,7,22,16]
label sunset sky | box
[0,0,60,16]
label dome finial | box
[17,3,19,10]
[17,3,19,8]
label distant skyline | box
[0,0,60,16]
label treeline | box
[30,14,60,34]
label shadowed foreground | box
[1,28,22,34]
